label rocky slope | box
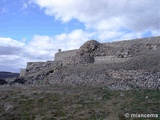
[0,72,23,85]
[20,37,160,90]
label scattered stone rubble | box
[0,77,27,85]
[15,36,160,90]
[0,79,8,85]
[25,61,58,75]
[46,68,160,90]
[108,69,160,90]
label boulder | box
[0,79,8,85]
[10,77,27,85]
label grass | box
[0,85,159,120]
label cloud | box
[0,38,26,72]
[32,0,160,40]
[0,55,27,72]
[1,1,159,72]
[22,3,28,9]
[24,29,93,59]
[0,29,94,72]
[20,0,30,12]
[0,28,158,72]
[0,38,24,55]
[0,38,24,47]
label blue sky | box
[0,0,159,72]
[0,0,85,41]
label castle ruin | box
[18,36,160,90]
[20,36,160,77]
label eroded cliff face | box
[20,36,160,90]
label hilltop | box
[0,36,160,89]
[0,36,160,120]
[17,36,160,90]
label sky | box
[0,0,160,72]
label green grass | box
[0,85,159,120]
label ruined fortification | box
[54,36,160,66]
[21,36,160,76]
[20,37,160,76]
[20,36,160,90]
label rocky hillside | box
[20,36,160,90]
[0,37,159,120]
[0,72,27,85]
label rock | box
[19,37,160,90]
[0,78,8,85]
[10,77,27,85]
[78,40,115,56]
[4,102,14,112]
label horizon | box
[1,35,159,73]
[0,0,159,72]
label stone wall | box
[54,36,160,66]
[20,69,26,76]
[104,36,160,48]
[48,68,160,90]
[75,55,94,64]
[54,49,78,61]
[27,62,46,68]
[55,49,94,66]
[62,56,94,66]
[20,36,160,89]
[25,61,55,75]
[63,56,76,66]
[94,56,130,64]
[107,69,160,90]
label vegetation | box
[0,85,159,120]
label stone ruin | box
[18,36,160,90]
[20,36,160,77]
[54,40,130,66]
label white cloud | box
[0,38,24,47]
[1,0,159,72]
[0,27,159,72]
[22,3,28,9]
[32,0,160,40]
[0,29,94,72]
[152,30,160,36]
[0,38,26,72]
[0,55,20,61]
[0,38,25,55]
[25,29,94,59]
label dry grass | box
[0,85,159,120]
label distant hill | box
[0,71,19,79]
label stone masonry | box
[20,36,160,90]
[21,36,160,76]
